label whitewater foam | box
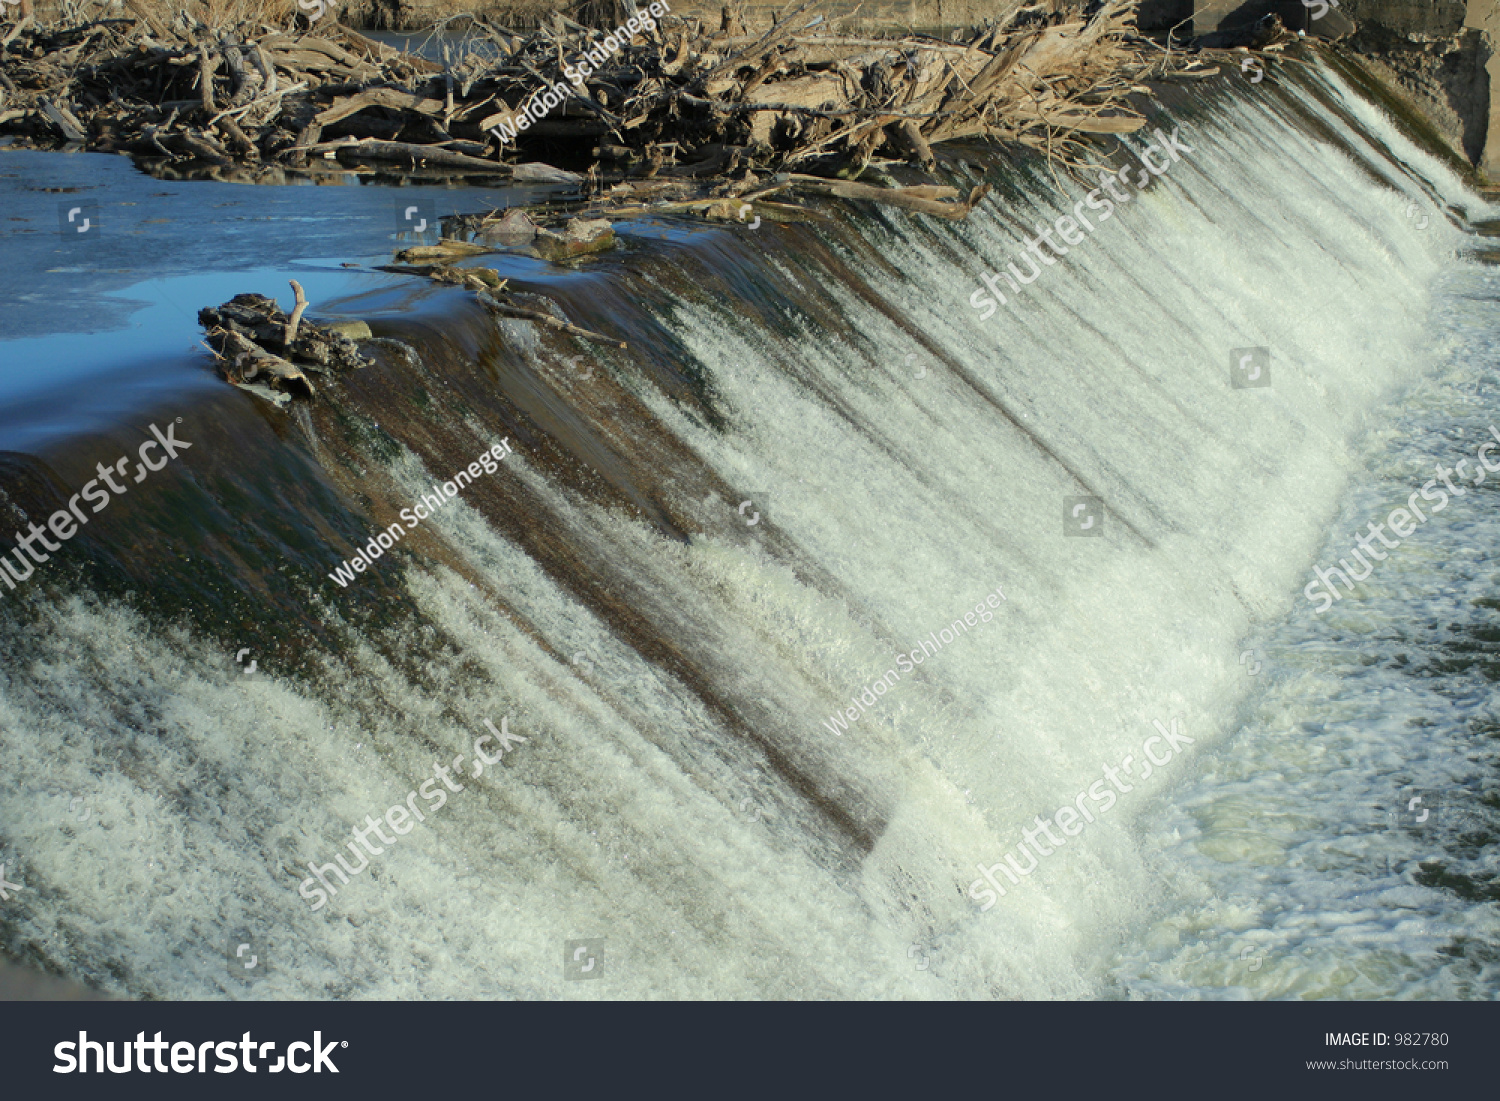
[0,56,1489,999]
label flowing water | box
[0,56,1495,999]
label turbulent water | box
[1108,255,1500,1000]
[0,56,1495,999]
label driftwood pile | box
[0,0,1182,211]
[381,229,631,343]
[200,284,373,404]
[202,262,625,403]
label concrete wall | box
[1134,0,1500,181]
[1464,0,1500,178]
[668,0,1027,33]
[1342,0,1469,37]
[610,0,1026,34]
[348,0,1028,33]
[1341,0,1500,179]
[1138,0,1352,36]
[1138,0,1193,32]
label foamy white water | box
[1108,256,1500,1000]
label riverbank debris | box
[0,0,1191,215]
[200,285,373,404]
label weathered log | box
[784,175,989,218]
[251,41,278,96]
[295,138,581,181]
[219,328,316,399]
[179,128,231,164]
[331,24,444,73]
[284,279,309,347]
[197,45,217,117]
[267,49,370,80]
[314,88,445,127]
[298,138,505,168]
[260,34,367,69]
[891,119,934,169]
[221,40,259,107]
[38,98,86,142]
[394,240,494,262]
[217,114,258,156]
[481,298,627,348]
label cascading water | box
[0,54,1494,999]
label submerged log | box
[395,240,494,263]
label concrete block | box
[1138,0,1195,32]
